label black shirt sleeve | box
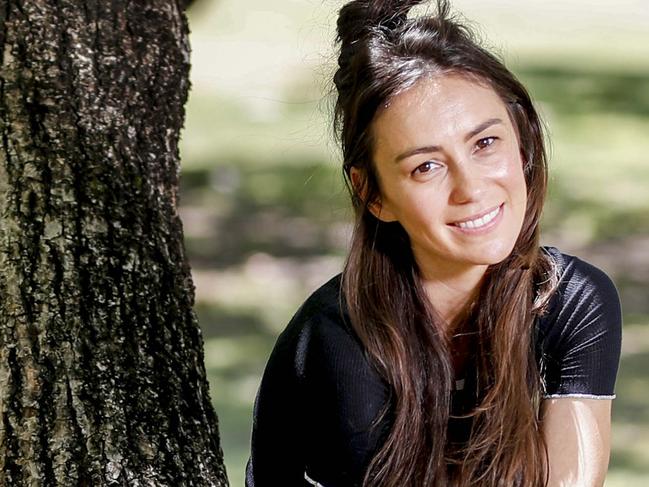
[246,275,392,487]
[538,247,623,398]
[245,311,309,486]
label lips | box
[450,204,503,229]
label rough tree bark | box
[0,1,228,485]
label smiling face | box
[367,74,528,280]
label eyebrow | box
[393,117,504,163]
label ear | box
[350,167,398,223]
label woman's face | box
[367,74,528,279]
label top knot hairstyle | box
[333,1,558,486]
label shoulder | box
[287,273,347,330]
[253,274,392,485]
[269,273,364,379]
[537,246,623,398]
[540,246,622,326]
[542,245,619,295]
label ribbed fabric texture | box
[246,246,622,487]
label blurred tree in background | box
[0,1,227,485]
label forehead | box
[372,74,512,156]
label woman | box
[246,1,622,486]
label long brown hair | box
[333,1,559,485]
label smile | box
[450,204,503,232]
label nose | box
[448,163,485,205]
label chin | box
[468,239,518,266]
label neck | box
[419,263,487,330]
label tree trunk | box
[0,1,228,485]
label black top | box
[245,247,622,487]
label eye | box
[411,160,441,177]
[475,136,498,151]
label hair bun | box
[336,0,428,46]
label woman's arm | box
[247,275,392,487]
[246,324,308,487]
[541,398,612,487]
[536,251,622,486]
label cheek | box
[499,155,527,197]
[384,185,444,227]
[514,163,528,200]
[410,194,440,220]
[508,164,528,220]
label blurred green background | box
[180,1,649,485]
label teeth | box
[456,206,500,229]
